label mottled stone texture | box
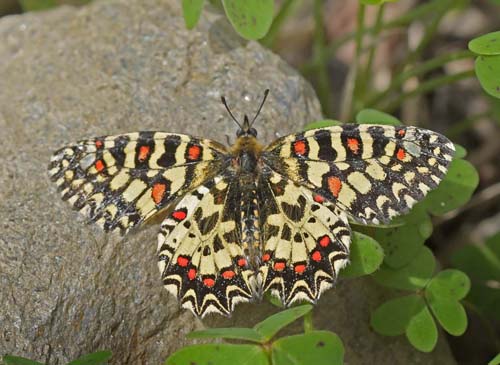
[0,0,455,364]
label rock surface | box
[0,0,456,364]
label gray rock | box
[0,0,456,364]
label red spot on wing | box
[187,145,201,160]
[177,256,189,267]
[138,145,150,161]
[95,159,105,172]
[294,264,306,274]
[313,194,325,203]
[262,253,271,262]
[152,183,167,205]
[347,138,360,154]
[327,176,342,198]
[95,140,103,148]
[171,209,187,221]
[398,129,406,137]
[319,235,331,247]
[203,278,215,287]
[237,258,247,267]
[222,270,235,279]
[188,268,197,280]
[397,148,406,161]
[311,251,322,262]
[293,140,307,156]
[274,262,286,271]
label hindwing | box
[258,168,350,306]
[157,175,255,317]
[262,124,455,224]
[48,132,228,233]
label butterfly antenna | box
[251,89,270,126]
[221,95,243,129]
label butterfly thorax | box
[230,135,264,268]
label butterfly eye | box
[249,128,258,137]
[236,129,244,137]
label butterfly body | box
[48,92,455,317]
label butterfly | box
[48,89,455,317]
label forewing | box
[258,169,350,306]
[48,132,228,233]
[262,124,455,224]
[157,175,255,317]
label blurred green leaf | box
[2,355,44,365]
[340,232,384,278]
[188,327,265,343]
[489,353,500,365]
[253,305,312,341]
[475,55,500,99]
[182,0,204,29]
[469,31,500,56]
[426,297,467,336]
[272,331,344,365]
[405,305,438,352]
[426,269,470,300]
[222,0,274,40]
[423,158,479,216]
[67,351,112,365]
[373,246,436,290]
[451,233,500,321]
[19,0,57,11]
[371,295,425,336]
[453,144,467,159]
[165,344,268,365]
[303,119,342,130]
[360,0,399,4]
[362,203,432,268]
[355,109,401,125]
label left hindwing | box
[157,175,255,318]
[261,124,455,224]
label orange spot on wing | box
[262,253,271,262]
[171,209,187,221]
[347,138,360,154]
[274,262,286,271]
[95,140,103,148]
[293,140,307,156]
[294,264,306,274]
[95,159,105,172]
[237,258,247,267]
[327,176,342,198]
[187,145,201,160]
[222,270,235,279]
[152,183,167,205]
[397,148,406,161]
[313,194,325,203]
[177,256,189,267]
[398,129,406,137]
[188,268,197,280]
[138,145,150,161]
[311,251,322,262]
[319,235,331,247]
[203,278,215,287]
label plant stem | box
[340,2,366,120]
[366,49,474,108]
[312,0,333,117]
[381,69,475,113]
[362,4,385,94]
[303,310,314,333]
[260,0,298,48]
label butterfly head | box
[221,89,269,139]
